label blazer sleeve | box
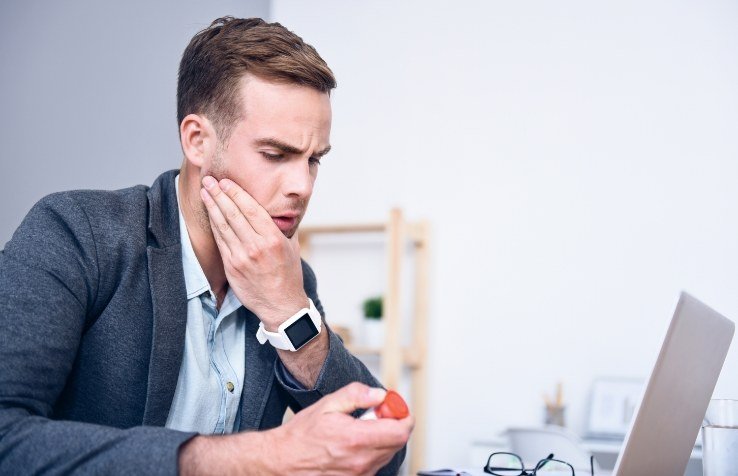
[0,194,196,475]
[273,260,407,475]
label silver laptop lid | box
[613,292,734,475]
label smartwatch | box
[256,298,322,351]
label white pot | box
[363,318,385,348]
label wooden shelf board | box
[300,223,386,235]
[346,345,422,369]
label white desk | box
[469,438,703,476]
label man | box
[0,17,413,475]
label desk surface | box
[469,437,703,476]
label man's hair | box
[177,17,336,143]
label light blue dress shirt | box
[165,175,247,434]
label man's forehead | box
[237,73,330,115]
[237,73,331,107]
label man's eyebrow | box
[315,145,332,157]
[254,138,331,157]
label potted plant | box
[361,295,384,348]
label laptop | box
[611,292,735,475]
[418,292,733,476]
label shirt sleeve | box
[275,360,307,390]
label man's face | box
[201,74,332,238]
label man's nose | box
[283,160,314,198]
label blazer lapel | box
[142,170,188,426]
[143,245,188,426]
[238,307,278,431]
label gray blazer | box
[0,170,403,475]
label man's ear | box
[180,113,218,168]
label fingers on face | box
[201,179,257,243]
[218,178,274,236]
[200,188,239,251]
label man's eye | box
[261,152,283,161]
[309,157,322,166]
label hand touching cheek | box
[200,176,308,329]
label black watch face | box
[284,313,319,349]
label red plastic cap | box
[376,390,410,419]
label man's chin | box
[282,222,301,239]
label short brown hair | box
[177,17,336,143]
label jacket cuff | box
[274,325,367,409]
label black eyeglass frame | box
[483,451,593,476]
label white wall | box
[0,0,269,244]
[3,0,737,469]
[271,0,738,468]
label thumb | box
[290,230,301,254]
[319,382,387,415]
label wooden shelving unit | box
[299,208,429,474]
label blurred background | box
[2,0,737,473]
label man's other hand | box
[179,382,414,475]
[267,382,414,475]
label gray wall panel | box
[0,0,270,245]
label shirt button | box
[226,381,234,393]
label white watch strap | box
[256,298,322,351]
[256,323,292,350]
